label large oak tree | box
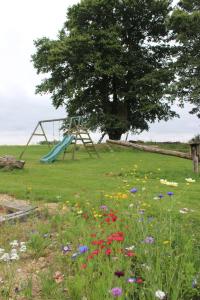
[32,0,177,139]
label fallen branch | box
[107,140,191,160]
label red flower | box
[105,248,112,255]
[107,232,124,243]
[107,240,112,245]
[81,263,87,269]
[105,217,111,223]
[108,213,118,222]
[100,245,106,249]
[92,239,105,246]
[136,278,143,284]
[91,249,99,256]
[104,213,118,223]
[113,236,124,242]
[126,251,136,257]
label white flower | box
[0,248,5,255]
[185,178,196,183]
[179,208,189,214]
[125,245,135,251]
[10,240,19,248]
[10,248,17,254]
[141,263,151,271]
[155,290,166,299]
[19,245,27,253]
[10,253,19,260]
[0,253,10,262]
[128,203,134,208]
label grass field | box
[0,144,200,299]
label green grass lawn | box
[0,144,200,299]
[0,144,199,207]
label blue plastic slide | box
[40,135,75,163]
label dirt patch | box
[0,194,70,299]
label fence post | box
[190,143,199,174]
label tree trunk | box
[107,140,192,160]
[107,129,123,140]
[0,156,25,170]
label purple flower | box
[62,245,71,254]
[167,192,174,196]
[144,236,154,244]
[100,205,108,211]
[158,194,164,199]
[78,245,88,253]
[111,287,122,297]
[130,188,138,193]
[127,277,136,283]
[114,271,124,278]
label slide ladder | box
[64,126,100,160]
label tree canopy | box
[170,0,200,117]
[32,0,177,139]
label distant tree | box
[170,0,200,117]
[32,0,177,140]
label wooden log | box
[0,156,25,170]
[107,140,192,160]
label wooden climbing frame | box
[19,118,68,159]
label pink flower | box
[111,287,122,297]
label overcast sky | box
[0,0,199,145]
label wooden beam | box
[107,139,192,160]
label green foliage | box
[170,0,200,117]
[32,0,177,139]
[29,233,51,258]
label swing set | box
[19,116,99,162]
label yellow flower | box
[163,240,170,245]
[160,179,178,187]
[185,178,196,183]
[121,194,128,199]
